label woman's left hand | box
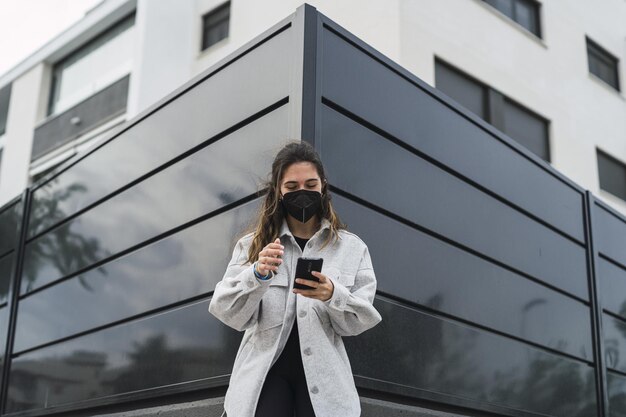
[293,271,334,302]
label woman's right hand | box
[256,238,284,276]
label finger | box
[267,242,284,251]
[260,259,281,270]
[295,278,319,288]
[310,271,326,282]
[261,256,282,265]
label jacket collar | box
[279,217,332,240]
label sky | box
[0,0,103,76]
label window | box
[435,59,550,162]
[597,149,626,201]
[587,37,620,91]
[48,13,135,116]
[483,0,541,38]
[201,2,230,51]
[0,84,11,136]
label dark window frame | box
[435,58,551,162]
[586,37,621,92]
[597,148,626,201]
[201,1,230,51]
[482,0,542,39]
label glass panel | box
[7,299,241,413]
[15,199,258,352]
[320,105,589,300]
[587,40,620,91]
[0,253,14,304]
[202,2,230,50]
[435,61,486,120]
[484,0,514,19]
[608,371,626,416]
[321,28,585,243]
[22,106,288,294]
[599,258,626,319]
[502,99,549,161]
[604,313,626,373]
[29,26,293,239]
[514,0,539,36]
[598,150,626,201]
[333,195,593,360]
[346,297,597,416]
[0,201,21,256]
[49,14,135,115]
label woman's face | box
[280,162,323,196]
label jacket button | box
[303,347,312,356]
[247,280,255,288]
[310,385,319,394]
[299,310,307,318]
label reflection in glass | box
[7,299,240,413]
[604,313,626,373]
[608,371,626,416]
[28,27,293,239]
[0,253,14,303]
[333,195,592,360]
[600,258,626,319]
[21,106,288,294]
[0,201,21,255]
[345,297,597,416]
[320,105,588,300]
[15,200,259,352]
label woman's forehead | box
[281,162,320,181]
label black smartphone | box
[294,257,324,290]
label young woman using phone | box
[209,141,382,417]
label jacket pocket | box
[257,272,288,331]
[324,266,355,288]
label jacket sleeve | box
[208,235,274,332]
[323,244,382,337]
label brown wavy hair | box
[245,141,345,264]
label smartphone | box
[294,257,324,290]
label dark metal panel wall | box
[593,201,626,416]
[0,5,625,417]
[8,299,238,413]
[20,106,289,295]
[0,196,25,415]
[0,16,299,416]
[27,24,294,240]
[315,14,597,417]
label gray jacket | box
[208,217,383,417]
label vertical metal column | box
[584,190,609,417]
[0,188,31,415]
[300,3,321,148]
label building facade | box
[0,2,625,417]
[0,0,625,215]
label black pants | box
[255,320,316,417]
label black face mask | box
[281,189,322,223]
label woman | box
[208,141,382,417]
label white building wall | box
[0,64,48,202]
[1,0,626,216]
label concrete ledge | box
[93,395,471,417]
